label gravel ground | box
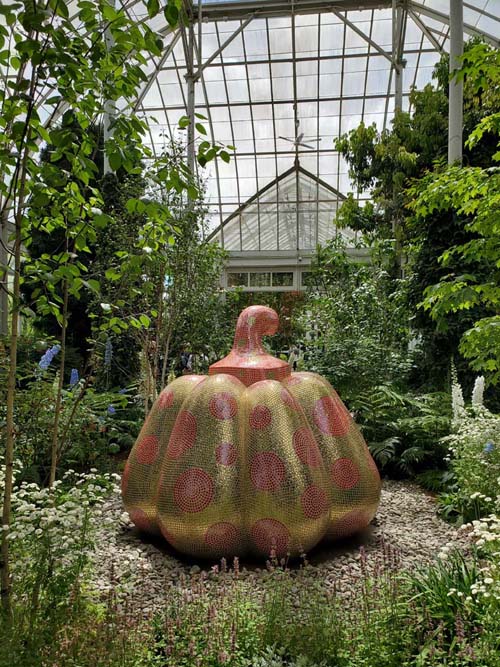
[89,480,470,611]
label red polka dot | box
[301,485,329,519]
[330,509,371,538]
[215,442,237,466]
[313,395,352,437]
[136,435,160,465]
[129,508,155,533]
[249,405,272,429]
[281,388,300,410]
[167,411,197,459]
[209,392,238,420]
[250,452,286,491]
[293,427,322,467]
[331,458,360,490]
[121,461,130,494]
[205,522,242,553]
[174,468,214,513]
[159,390,174,409]
[251,518,290,556]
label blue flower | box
[69,368,79,388]
[484,441,495,454]
[107,405,116,415]
[38,344,61,370]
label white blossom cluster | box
[441,408,500,502]
[469,515,500,603]
[1,464,121,592]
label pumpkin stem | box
[233,305,279,356]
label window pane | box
[272,272,294,287]
[228,272,248,287]
[249,272,271,287]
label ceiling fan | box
[279,123,322,150]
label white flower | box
[471,376,485,407]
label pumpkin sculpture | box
[122,305,381,558]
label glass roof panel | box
[131,0,499,236]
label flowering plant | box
[1,463,120,620]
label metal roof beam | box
[410,1,500,48]
[196,0,392,21]
[194,14,255,78]
[332,9,394,65]
[133,32,181,112]
[408,8,443,52]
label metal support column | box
[186,15,196,174]
[392,0,403,112]
[103,0,116,174]
[448,0,463,164]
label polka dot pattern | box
[136,435,160,465]
[251,518,290,556]
[205,522,241,553]
[167,411,197,459]
[173,468,214,513]
[301,485,329,519]
[249,404,272,429]
[215,442,237,466]
[209,392,238,420]
[313,395,352,437]
[293,427,322,467]
[129,508,154,533]
[250,452,286,491]
[331,458,360,490]
[158,390,174,409]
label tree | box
[334,41,500,390]
[0,0,229,615]
[410,44,500,385]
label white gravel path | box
[89,480,470,611]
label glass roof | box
[39,1,500,244]
[219,163,353,251]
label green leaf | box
[195,122,207,136]
[146,0,159,18]
[139,314,151,327]
[108,152,122,171]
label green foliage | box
[334,41,500,390]
[438,407,500,524]
[297,237,411,401]
[4,541,500,667]
[0,467,120,666]
[351,384,451,477]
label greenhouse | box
[1,1,500,665]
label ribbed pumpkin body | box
[122,306,381,558]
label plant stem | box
[49,276,69,487]
[1,52,38,614]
